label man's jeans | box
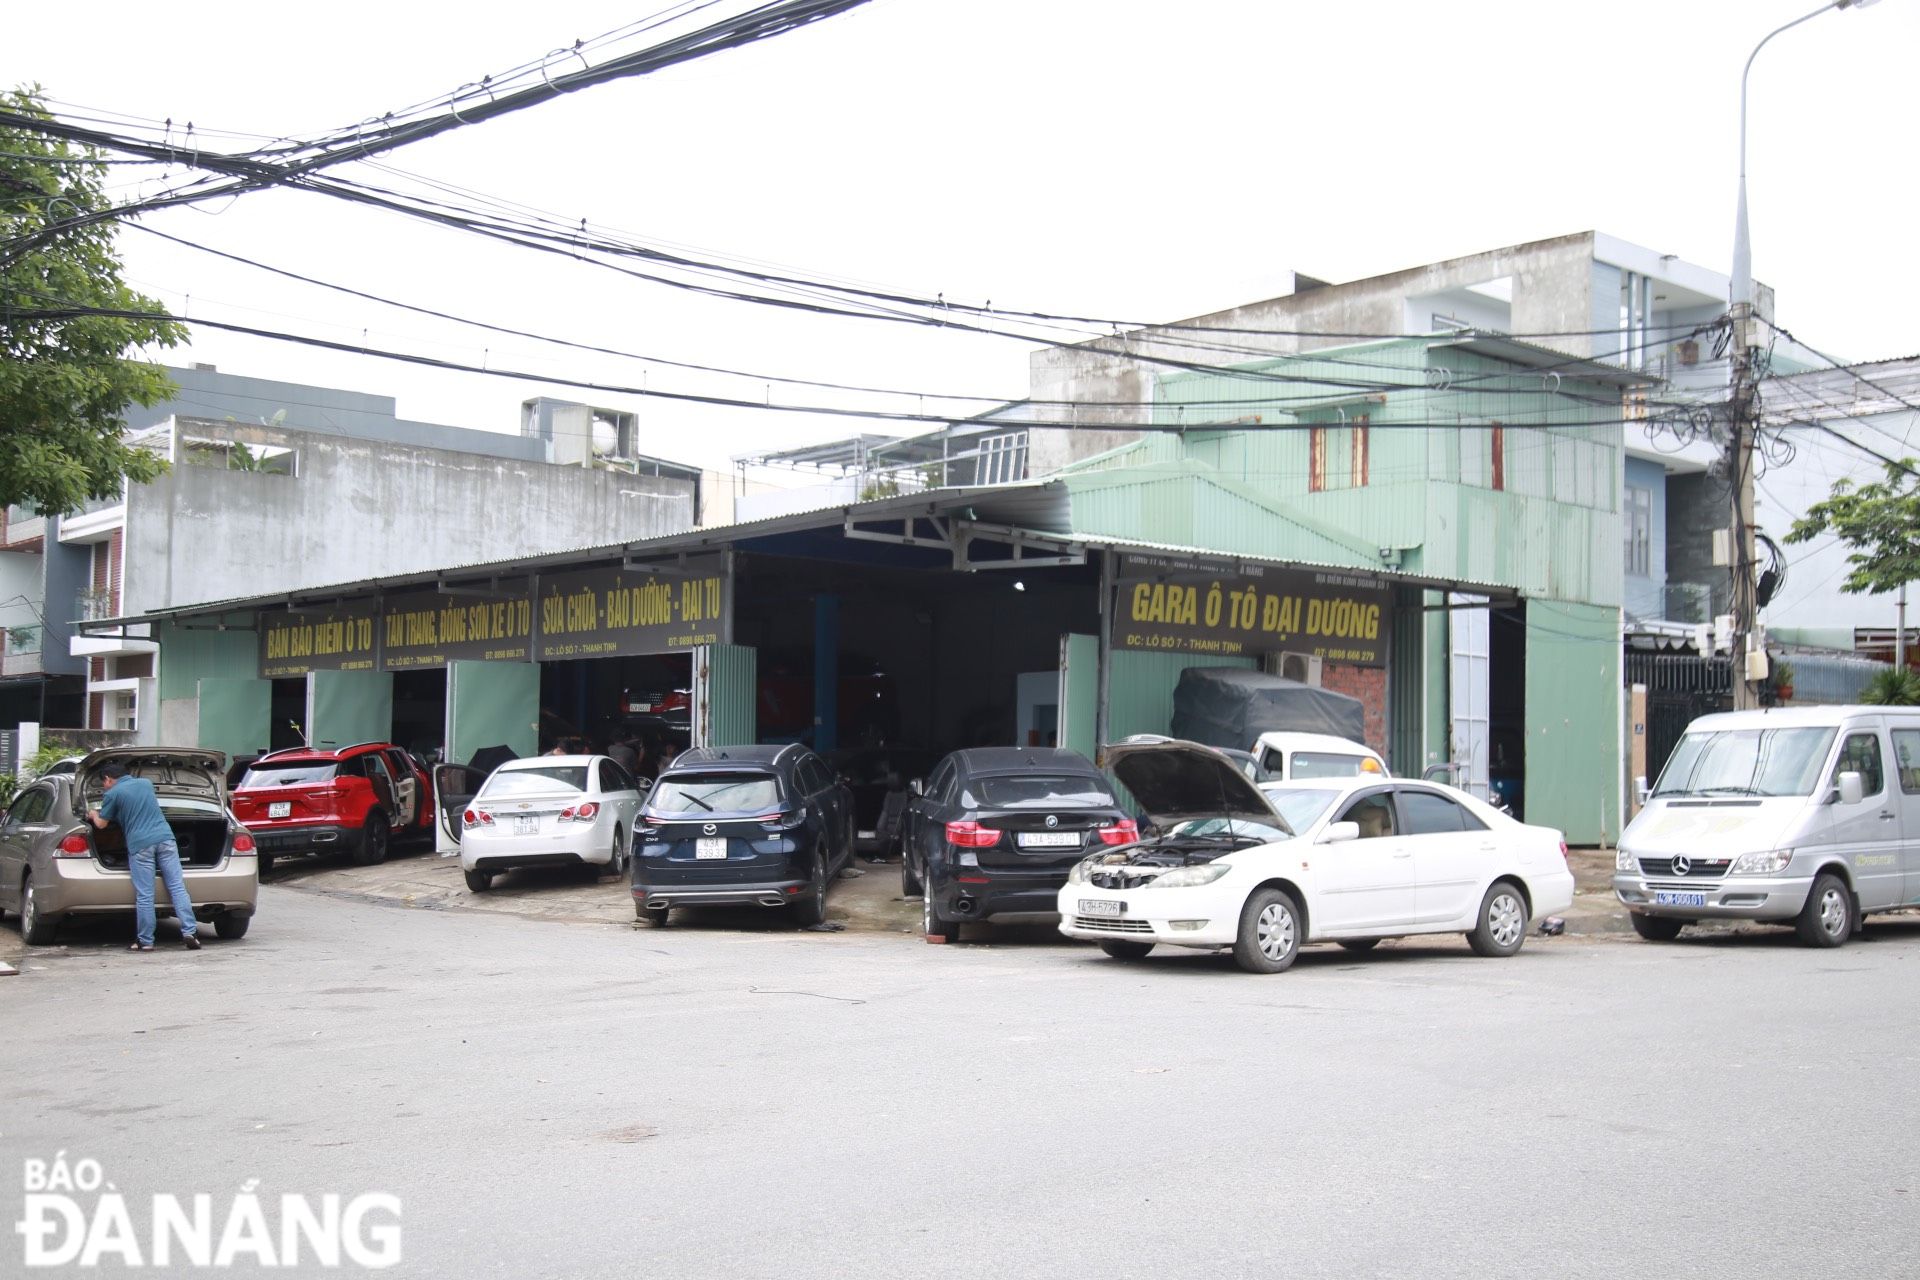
[129,840,198,946]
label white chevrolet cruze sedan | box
[1058,740,1575,973]
[459,755,648,892]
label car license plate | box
[695,837,728,859]
[858,829,876,840]
[516,815,538,835]
[1019,831,1080,848]
[1654,891,1706,908]
[268,802,291,818]
[1078,898,1124,917]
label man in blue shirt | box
[90,762,201,952]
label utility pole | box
[1899,582,1908,672]
[1724,1,1882,709]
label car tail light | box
[1097,819,1140,846]
[1559,840,1570,862]
[230,833,256,854]
[557,801,600,823]
[463,808,494,828]
[56,834,91,857]
[945,820,1001,848]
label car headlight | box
[1731,849,1792,876]
[1067,857,1095,885]
[1615,847,1637,872]
[1147,863,1232,889]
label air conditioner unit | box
[1277,651,1323,687]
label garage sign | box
[534,563,728,660]
[380,590,534,670]
[1114,554,1390,666]
[259,602,381,678]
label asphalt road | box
[4,893,1918,1279]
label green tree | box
[1860,667,1920,707]
[1784,459,1920,595]
[1,86,183,515]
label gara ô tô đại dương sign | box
[1114,553,1390,666]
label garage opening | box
[269,677,306,751]
[538,651,693,766]
[391,667,447,762]
[1490,603,1527,818]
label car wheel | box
[1338,938,1381,953]
[1795,872,1852,949]
[637,905,671,926]
[901,854,923,897]
[602,827,626,879]
[923,882,959,943]
[1232,887,1300,974]
[1099,940,1154,961]
[215,914,251,941]
[1629,913,1685,942]
[792,853,828,927]
[463,868,494,893]
[354,814,390,866]
[1468,880,1528,957]
[20,874,59,946]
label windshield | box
[649,773,782,815]
[962,774,1116,809]
[481,766,588,797]
[1652,726,1837,798]
[240,763,337,788]
[1289,752,1374,779]
[1261,786,1343,831]
[1162,816,1292,843]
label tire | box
[792,853,828,927]
[1468,880,1529,958]
[354,814,390,867]
[1099,940,1154,961]
[463,868,494,893]
[900,854,923,898]
[923,881,960,943]
[20,873,59,946]
[215,914,251,941]
[636,906,671,926]
[1232,887,1300,974]
[1338,938,1381,953]
[1630,913,1685,942]
[601,827,626,879]
[1795,872,1853,949]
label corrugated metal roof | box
[87,481,1075,628]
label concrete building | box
[4,366,700,752]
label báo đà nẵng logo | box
[13,1152,401,1269]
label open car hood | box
[1105,739,1285,829]
[77,747,228,806]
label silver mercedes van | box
[1613,706,1920,947]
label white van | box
[1251,731,1387,782]
[1613,706,1920,947]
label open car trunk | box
[90,802,233,870]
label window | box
[1625,485,1652,576]
[1291,751,1375,779]
[481,766,588,797]
[1653,727,1835,798]
[599,760,635,793]
[961,774,1117,809]
[1893,729,1920,795]
[647,772,781,815]
[1308,415,1369,493]
[1337,792,1396,839]
[1835,732,1884,797]
[1490,424,1504,492]
[1398,789,1486,835]
[1261,786,1341,833]
[240,762,338,788]
[6,786,53,827]
[363,752,396,803]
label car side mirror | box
[1320,820,1360,844]
[1836,771,1864,806]
[909,779,924,796]
[1634,776,1650,804]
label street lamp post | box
[1726,0,1880,710]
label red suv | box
[231,743,434,874]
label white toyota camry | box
[1058,740,1575,973]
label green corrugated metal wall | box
[1523,599,1620,844]
[195,676,270,761]
[701,644,758,747]
[308,670,393,751]
[1107,649,1257,741]
[448,660,540,761]
[158,623,256,701]
[1060,633,1098,759]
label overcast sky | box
[7,0,1917,473]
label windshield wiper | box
[677,794,715,812]
[1695,786,1763,796]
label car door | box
[1398,785,1495,925]
[382,750,421,829]
[911,757,956,886]
[0,785,58,906]
[431,763,486,856]
[1831,726,1901,911]
[597,760,640,836]
[1312,788,1418,932]
[1890,722,1920,907]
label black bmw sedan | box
[631,744,853,927]
[903,748,1136,942]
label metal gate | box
[1625,651,1732,785]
